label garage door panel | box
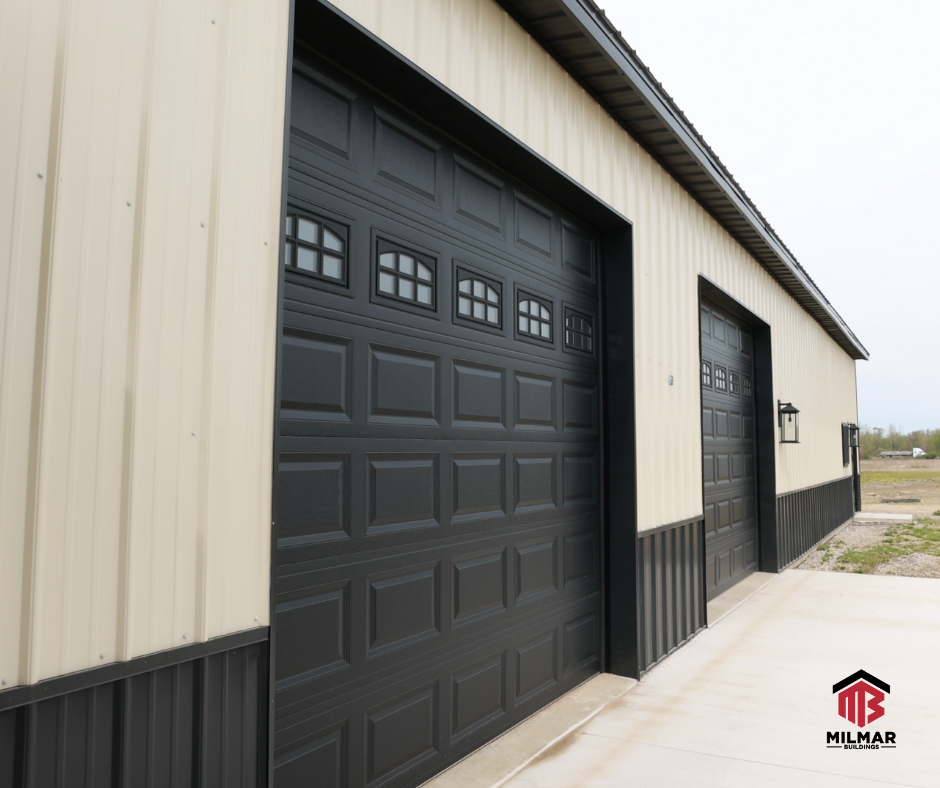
[277,54,602,787]
[702,304,758,602]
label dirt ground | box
[859,458,940,516]
[796,458,940,578]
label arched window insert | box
[518,298,551,341]
[730,370,740,395]
[458,275,500,326]
[743,376,752,398]
[377,247,435,308]
[284,212,348,284]
[565,312,593,353]
[702,361,712,388]
[715,365,727,392]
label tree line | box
[859,425,940,459]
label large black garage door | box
[701,302,758,601]
[273,55,603,787]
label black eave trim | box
[0,627,270,712]
[833,670,890,694]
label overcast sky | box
[601,0,940,432]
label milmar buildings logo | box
[827,670,897,749]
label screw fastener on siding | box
[1,679,7,685]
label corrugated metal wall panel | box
[0,639,266,788]
[0,0,290,688]
[636,520,705,674]
[331,0,859,533]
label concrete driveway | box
[503,570,940,787]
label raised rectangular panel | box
[514,373,555,431]
[514,455,556,514]
[564,532,598,584]
[451,653,506,737]
[731,544,745,574]
[562,382,596,432]
[726,324,739,350]
[278,455,349,545]
[717,500,731,531]
[291,71,354,160]
[515,630,556,700]
[369,345,439,425]
[563,454,596,506]
[730,412,742,438]
[281,331,352,421]
[452,454,505,521]
[561,222,594,280]
[453,361,505,428]
[731,496,745,528]
[701,308,711,337]
[368,564,439,655]
[715,409,729,437]
[275,584,348,685]
[704,502,717,536]
[702,406,713,437]
[705,556,716,593]
[373,109,439,202]
[745,538,757,565]
[514,194,552,258]
[515,538,556,603]
[718,550,731,583]
[455,157,503,232]
[366,683,438,784]
[563,613,597,674]
[367,455,439,533]
[743,415,754,438]
[274,722,347,788]
[731,453,743,480]
[713,315,726,344]
[716,454,730,482]
[703,453,715,486]
[745,453,755,478]
[745,495,756,520]
[452,549,506,625]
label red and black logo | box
[827,670,896,749]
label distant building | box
[881,451,914,458]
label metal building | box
[0,0,866,785]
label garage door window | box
[564,309,593,354]
[377,242,435,308]
[457,272,501,327]
[517,295,552,342]
[284,212,348,284]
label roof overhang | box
[498,0,868,360]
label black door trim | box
[698,277,777,580]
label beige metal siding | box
[0,0,290,687]
[331,0,858,531]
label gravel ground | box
[796,525,889,571]
[874,553,940,578]
[795,522,940,578]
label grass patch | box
[834,521,940,573]
[860,471,940,484]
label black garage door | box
[273,55,603,787]
[701,302,758,601]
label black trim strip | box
[0,627,269,712]
[777,475,856,499]
[638,515,704,539]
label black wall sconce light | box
[848,423,860,448]
[778,400,800,443]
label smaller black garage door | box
[701,301,758,600]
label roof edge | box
[502,0,868,361]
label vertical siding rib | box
[637,520,706,674]
[0,0,290,688]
